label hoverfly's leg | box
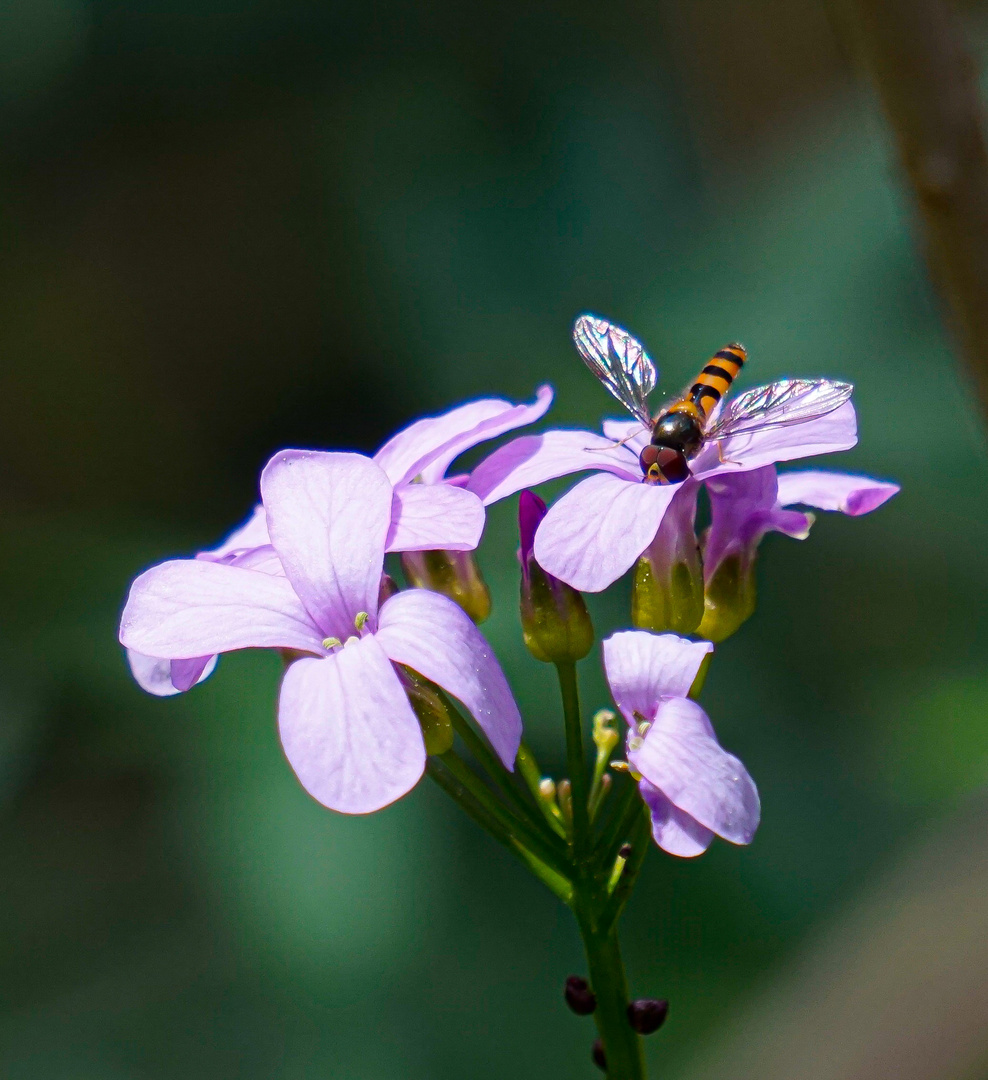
[715,440,743,467]
[584,426,645,453]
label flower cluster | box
[119,358,897,856]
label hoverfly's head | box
[639,444,690,485]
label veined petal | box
[198,504,270,561]
[126,650,218,697]
[693,400,858,478]
[776,469,900,515]
[119,559,325,658]
[602,630,713,721]
[467,430,640,506]
[417,385,554,484]
[639,779,714,857]
[628,697,760,846]
[601,419,649,457]
[279,636,425,814]
[261,451,391,637]
[374,387,552,486]
[386,483,485,553]
[376,589,521,770]
[533,472,678,592]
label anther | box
[322,636,342,649]
[627,998,669,1035]
[591,1039,607,1072]
[564,975,596,1016]
[354,611,369,631]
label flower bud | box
[400,549,491,624]
[696,553,756,643]
[631,482,703,635]
[399,666,454,755]
[518,491,594,663]
[627,998,669,1035]
[564,975,597,1015]
[378,572,400,606]
[591,1039,607,1072]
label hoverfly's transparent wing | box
[573,314,656,428]
[706,379,853,441]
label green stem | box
[516,741,568,838]
[599,804,651,936]
[426,758,573,902]
[575,896,646,1080]
[556,661,591,859]
[596,777,644,871]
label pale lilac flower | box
[120,452,521,813]
[703,466,900,582]
[468,403,860,592]
[602,630,760,857]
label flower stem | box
[599,803,651,937]
[556,661,591,859]
[574,895,646,1080]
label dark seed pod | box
[618,843,633,859]
[591,1039,607,1071]
[627,997,669,1035]
[564,975,597,1015]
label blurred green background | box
[2,0,988,1077]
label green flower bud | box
[696,552,757,643]
[400,549,491,624]
[631,482,703,635]
[400,667,454,755]
[518,492,594,663]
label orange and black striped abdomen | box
[689,343,746,420]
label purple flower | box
[468,402,862,592]
[602,630,760,857]
[120,452,522,813]
[125,387,552,695]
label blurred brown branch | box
[846,0,988,422]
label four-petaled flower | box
[468,399,896,592]
[120,452,522,813]
[602,630,760,856]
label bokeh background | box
[2,1,988,1077]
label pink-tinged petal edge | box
[386,483,485,553]
[602,631,713,723]
[629,696,760,846]
[375,588,522,770]
[119,559,325,659]
[639,779,714,857]
[533,472,678,592]
[467,430,640,506]
[775,469,900,516]
[261,451,392,638]
[279,635,426,814]
[198,504,270,560]
[126,651,218,697]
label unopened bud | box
[591,1039,607,1072]
[400,667,454,755]
[592,709,620,760]
[518,491,594,663]
[378,573,400,607]
[400,549,491,623]
[556,778,573,827]
[564,975,597,1015]
[627,998,669,1035]
[618,842,632,859]
[632,482,703,634]
[696,553,756,643]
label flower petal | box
[601,419,650,457]
[374,387,553,486]
[126,651,218,697]
[776,469,900,515]
[119,559,324,658]
[386,483,485,553]
[260,451,391,637]
[628,696,760,846]
[198,504,270,561]
[376,589,521,770]
[602,630,713,722]
[533,473,678,592]
[278,636,425,814]
[693,400,858,478]
[467,430,640,505]
[639,779,714,857]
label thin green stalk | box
[438,748,570,878]
[426,758,573,902]
[596,777,644,871]
[575,896,646,1080]
[516,741,568,838]
[556,661,591,859]
[599,804,651,936]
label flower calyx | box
[400,549,491,624]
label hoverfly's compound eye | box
[639,444,660,474]
[640,443,690,485]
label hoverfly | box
[573,315,853,484]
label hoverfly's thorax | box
[650,409,703,459]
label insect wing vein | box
[706,379,853,440]
[573,315,656,427]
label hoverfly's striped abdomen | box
[689,343,746,420]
